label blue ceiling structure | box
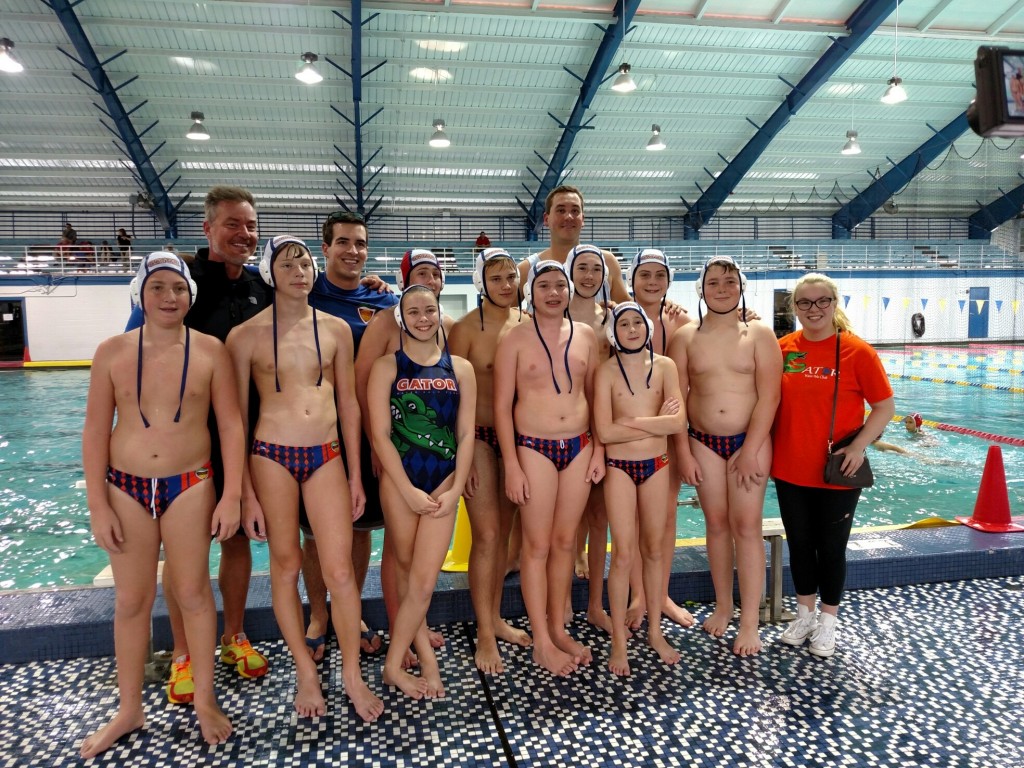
[680,0,904,240]
[832,112,970,238]
[968,179,1024,239]
[45,0,185,236]
[518,0,642,240]
[328,0,388,221]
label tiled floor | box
[3,576,1023,768]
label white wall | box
[13,284,131,362]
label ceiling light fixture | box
[646,124,666,151]
[880,1,908,104]
[841,129,861,155]
[0,38,24,74]
[611,0,636,93]
[429,119,450,148]
[186,111,210,141]
[612,64,636,93]
[296,52,323,85]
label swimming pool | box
[1,353,1022,590]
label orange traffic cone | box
[957,445,1024,533]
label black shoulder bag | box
[823,331,874,488]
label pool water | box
[1,359,1023,590]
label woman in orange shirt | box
[771,273,894,658]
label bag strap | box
[827,330,841,451]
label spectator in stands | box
[116,228,133,261]
[474,231,491,254]
[99,241,114,261]
[62,221,77,245]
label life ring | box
[911,312,925,338]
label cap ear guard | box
[695,255,746,299]
[629,248,674,295]
[606,301,653,351]
[130,251,198,309]
[398,248,443,291]
[524,259,574,307]
[260,235,317,288]
[473,247,512,293]
[567,244,610,301]
[394,284,438,335]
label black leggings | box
[774,478,861,606]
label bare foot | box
[733,623,763,656]
[663,597,696,628]
[553,630,592,665]
[401,648,419,670]
[346,677,384,722]
[586,607,628,638]
[420,656,445,699]
[475,636,505,675]
[428,629,445,649]
[494,620,532,647]
[294,673,326,717]
[533,643,577,677]
[608,642,631,677]
[649,632,682,665]
[626,599,646,631]
[574,551,589,579]
[79,708,145,759]
[194,699,233,746]
[702,605,733,638]
[383,665,428,700]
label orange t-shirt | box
[771,330,893,489]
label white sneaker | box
[780,604,818,646]
[808,613,837,658]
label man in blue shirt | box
[302,211,399,660]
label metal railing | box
[0,241,1019,278]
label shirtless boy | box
[448,248,533,674]
[494,260,605,676]
[667,256,781,655]
[594,302,686,675]
[627,248,695,630]
[80,252,241,758]
[565,244,615,634]
[226,236,382,720]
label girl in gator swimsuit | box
[368,284,477,700]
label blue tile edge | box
[2,524,1022,663]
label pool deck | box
[2,524,1023,665]
[1,524,1023,767]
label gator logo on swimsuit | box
[195,466,210,480]
[330,441,339,452]
[396,377,458,393]
[358,306,377,324]
[390,393,456,460]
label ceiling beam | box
[522,0,642,235]
[43,0,182,235]
[681,0,904,238]
[831,112,969,237]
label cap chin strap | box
[613,331,653,395]
[271,298,323,393]
[532,310,574,394]
[136,323,190,429]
